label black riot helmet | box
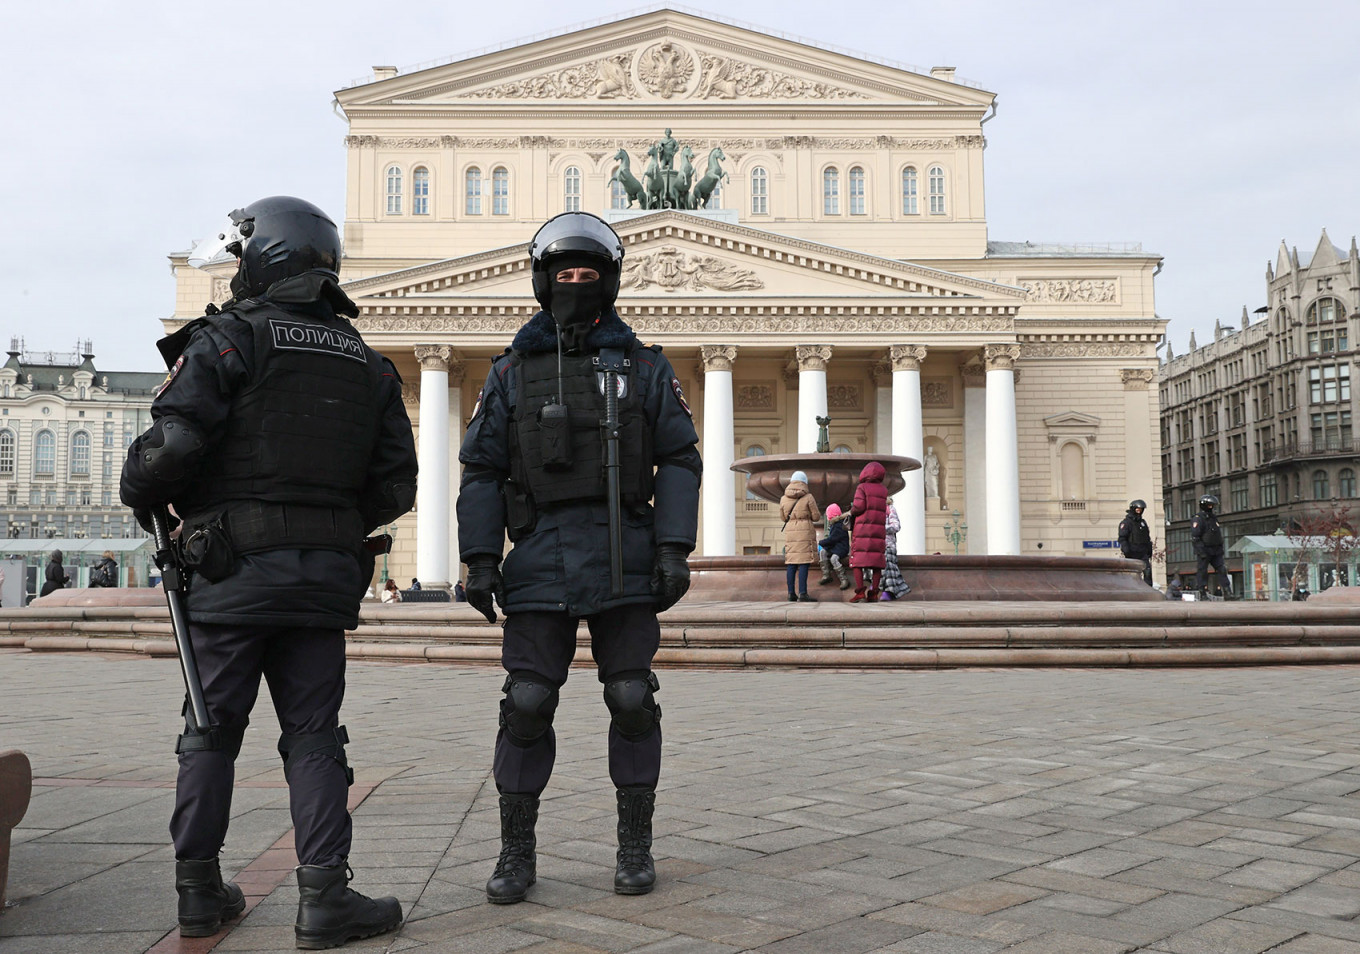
[192,196,342,299]
[529,212,624,312]
[1129,499,1147,511]
[1199,494,1219,512]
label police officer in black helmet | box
[120,196,417,948]
[457,212,701,903]
[1118,499,1154,586]
[1191,493,1231,598]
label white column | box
[414,345,452,589]
[962,360,988,554]
[701,345,737,557]
[873,362,893,455]
[984,344,1022,555]
[796,345,832,453]
[447,358,465,580]
[890,345,928,555]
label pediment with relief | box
[339,11,994,109]
[343,213,1022,306]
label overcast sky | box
[1,0,1355,372]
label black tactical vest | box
[509,349,653,508]
[185,304,384,513]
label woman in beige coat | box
[780,470,822,602]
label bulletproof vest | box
[185,303,383,513]
[509,348,653,508]
[1197,512,1224,548]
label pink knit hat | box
[825,503,842,520]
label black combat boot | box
[176,858,246,937]
[614,786,656,895]
[486,793,539,904]
[294,864,401,950]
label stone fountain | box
[685,421,1159,602]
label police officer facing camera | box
[1191,493,1231,599]
[457,212,702,904]
[1117,499,1154,586]
[120,196,417,948]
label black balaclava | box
[547,253,611,351]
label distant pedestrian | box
[1164,574,1184,600]
[848,461,888,603]
[817,505,852,590]
[1191,495,1231,599]
[454,580,467,602]
[382,579,402,603]
[878,502,911,600]
[779,470,821,602]
[409,578,422,591]
[1118,499,1154,586]
[39,550,69,597]
[89,551,119,588]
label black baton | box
[151,507,211,734]
[603,367,624,598]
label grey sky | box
[1,0,1355,372]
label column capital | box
[795,344,833,372]
[414,344,453,371]
[1121,368,1155,390]
[960,357,987,388]
[700,344,738,373]
[871,360,892,387]
[984,344,1021,372]
[889,344,928,372]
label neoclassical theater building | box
[167,9,1166,589]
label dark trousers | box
[1196,551,1229,596]
[169,623,351,867]
[785,563,809,596]
[495,603,661,796]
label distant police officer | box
[120,196,417,948]
[1118,499,1154,586]
[1191,494,1230,598]
[457,212,701,903]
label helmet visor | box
[187,214,249,270]
[530,213,623,265]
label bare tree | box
[1283,502,1359,592]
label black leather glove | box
[133,507,180,536]
[465,555,506,624]
[651,543,691,613]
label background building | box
[165,9,1167,589]
[1159,231,1360,593]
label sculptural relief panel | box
[1019,278,1119,304]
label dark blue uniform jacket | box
[457,309,701,617]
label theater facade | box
[167,10,1166,589]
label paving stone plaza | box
[6,649,1360,952]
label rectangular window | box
[6,488,15,506]
[103,455,112,479]
[29,488,40,506]
[81,489,91,506]
[104,423,115,447]
[1260,474,1277,508]
[102,490,112,507]
[66,490,77,506]
[1230,477,1248,512]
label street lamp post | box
[943,510,968,555]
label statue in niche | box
[923,446,942,502]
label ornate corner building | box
[165,10,1165,587]
[1159,231,1360,591]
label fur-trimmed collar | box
[511,309,637,354]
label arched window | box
[750,166,768,215]
[743,445,766,500]
[412,167,430,215]
[563,166,581,212]
[707,180,722,209]
[385,165,402,214]
[1340,468,1357,498]
[70,431,90,477]
[610,178,627,210]
[848,166,866,215]
[1060,442,1085,499]
[464,167,482,215]
[928,165,946,214]
[492,167,509,215]
[34,429,55,477]
[0,428,13,476]
[833,444,853,454]
[901,166,919,215]
[1313,469,1331,500]
[822,167,840,215]
[1308,297,1346,325]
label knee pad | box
[603,670,661,741]
[500,671,559,747]
[277,725,353,786]
[175,722,245,759]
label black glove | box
[465,555,506,624]
[651,543,691,613]
[133,507,180,536]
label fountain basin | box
[731,452,920,512]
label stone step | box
[3,599,1360,668]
